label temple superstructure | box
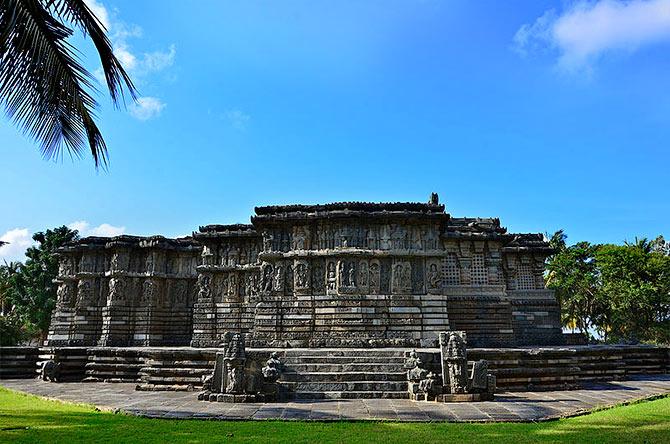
[47,195,562,348]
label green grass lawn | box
[0,388,669,444]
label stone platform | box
[2,374,669,422]
[2,344,668,400]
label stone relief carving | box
[294,261,309,290]
[326,261,337,292]
[80,254,95,273]
[110,252,128,272]
[108,278,126,304]
[222,332,246,394]
[174,280,188,307]
[228,273,238,298]
[197,273,212,301]
[312,261,324,293]
[262,264,273,293]
[292,227,308,250]
[261,352,283,383]
[57,283,74,307]
[273,264,284,293]
[145,252,155,273]
[141,279,156,306]
[358,260,369,289]
[202,245,214,266]
[426,260,441,292]
[369,260,380,294]
[58,257,74,276]
[392,261,412,293]
[443,331,468,394]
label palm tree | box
[0,260,21,316]
[0,0,136,168]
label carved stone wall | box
[190,225,261,347]
[48,197,564,348]
[47,236,200,347]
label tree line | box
[0,226,77,345]
[1,226,669,346]
[546,231,670,344]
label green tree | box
[545,233,601,340]
[0,261,24,345]
[1,0,136,167]
[596,241,670,343]
[0,260,21,315]
[7,226,78,342]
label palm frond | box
[0,0,136,168]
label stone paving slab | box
[1,374,669,422]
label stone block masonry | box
[46,195,564,348]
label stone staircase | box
[84,348,144,383]
[279,349,409,399]
[136,349,215,391]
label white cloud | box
[83,1,174,116]
[0,228,34,263]
[222,109,251,130]
[514,0,670,72]
[68,221,126,237]
[129,97,166,120]
[141,44,177,74]
[114,43,137,71]
[84,0,110,30]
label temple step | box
[282,349,408,358]
[283,363,406,373]
[281,356,406,364]
[283,381,408,392]
[293,391,409,400]
[277,349,411,399]
[280,371,406,382]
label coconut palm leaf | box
[0,0,137,168]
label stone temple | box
[3,194,667,401]
[47,194,562,349]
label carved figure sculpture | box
[348,263,356,287]
[445,331,468,393]
[222,332,246,394]
[262,352,282,383]
[228,273,238,297]
[57,283,72,307]
[404,349,420,370]
[141,280,155,306]
[407,359,428,382]
[58,257,74,276]
[427,262,441,290]
[469,360,490,393]
[40,360,61,382]
[202,245,214,266]
[262,265,273,292]
[108,278,126,304]
[369,261,380,293]
[145,253,155,273]
[293,228,307,250]
[202,373,213,391]
[405,350,428,382]
[263,232,274,251]
[174,281,188,306]
[418,372,438,395]
[432,330,496,400]
[273,265,283,292]
[197,274,211,300]
[295,263,308,289]
[358,260,369,287]
[326,261,337,291]
[80,254,95,272]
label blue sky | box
[1,0,669,261]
